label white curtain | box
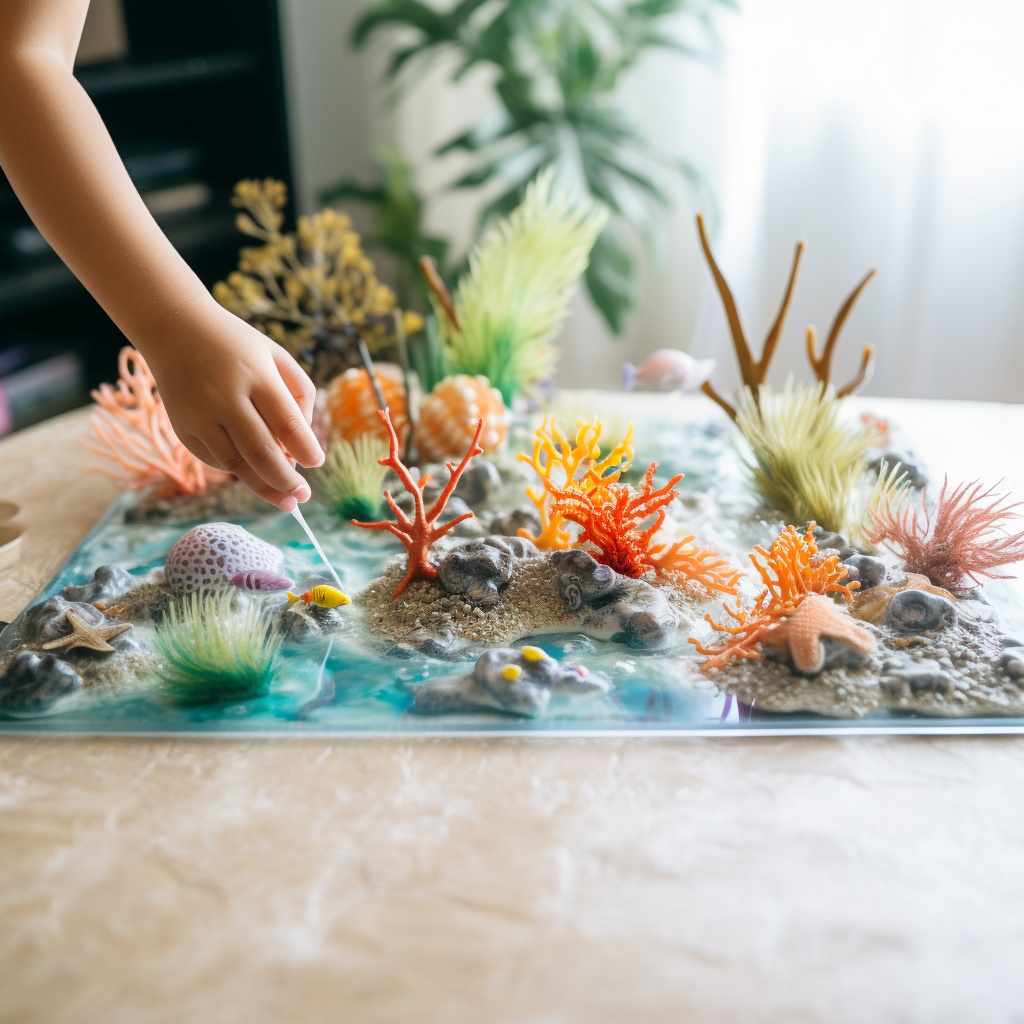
[688,0,1024,403]
[282,0,1024,402]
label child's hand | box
[145,304,324,511]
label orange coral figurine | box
[647,536,743,596]
[84,347,225,495]
[518,415,634,550]
[325,363,408,449]
[548,463,683,578]
[690,523,860,671]
[866,476,1024,591]
[416,374,510,462]
[353,408,484,597]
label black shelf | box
[0,211,239,318]
[0,0,293,413]
[76,50,260,98]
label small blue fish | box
[229,569,295,592]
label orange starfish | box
[758,595,876,675]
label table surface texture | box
[2,397,1024,1024]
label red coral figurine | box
[354,408,484,597]
[866,476,1024,591]
[548,463,683,577]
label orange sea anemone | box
[325,363,408,450]
[416,374,510,462]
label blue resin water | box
[6,400,1024,736]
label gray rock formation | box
[410,646,610,716]
[0,651,83,714]
[885,589,958,633]
[63,565,136,605]
[550,549,679,650]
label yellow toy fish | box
[287,585,350,608]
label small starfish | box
[41,609,133,653]
[759,595,875,675]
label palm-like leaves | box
[351,0,733,332]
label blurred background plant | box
[330,0,734,334]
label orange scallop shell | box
[416,374,510,462]
[325,363,408,448]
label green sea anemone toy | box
[312,434,388,522]
[155,590,282,706]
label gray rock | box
[843,554,886,591]
[904,670,955,697]
[999,652,1024,679]
[453,461,502,506]
[63,565,135,605]
[483,535,540,560]
[869,454,927,490]
[279,603,345,641]
[410,646,610,716]
[488,508,542,539]
[812,526,854,560]
[549,549,679,650]
[885,589,958,633]
[551,549,618,610]
[999,636,1024,648]
[0,596,111,653]
[437,541,514,608]
[0,651,82,714]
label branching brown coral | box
[865,477,1024,591]
[695,213,877,419]
[548,464,683,578]
[353,408,483,597]
[213,179,423,384]
[689,523,858,671]
[84,347,227,495]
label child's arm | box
[0,0,323,511]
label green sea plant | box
[312,434,389,521]
[155,591,282,706]
[736,380,910,540]
[426,168,607,403]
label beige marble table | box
[2,400,1024,1024]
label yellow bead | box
[501,665,522,681]
[521,646,545,662]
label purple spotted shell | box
[165,523,284,594]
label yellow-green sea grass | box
[155,590,282,706]
[736,379,907,539]
[437,167,607,404]
[312,434,388,521]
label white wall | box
[279,0,1024,403]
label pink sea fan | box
[865,476,1024,590]
[84,346,226,495]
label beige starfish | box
[759,595,876,674]
[41,609,133,653]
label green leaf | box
[585,227,637,334]
[351,0,447,47]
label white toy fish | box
[623,349,715,393]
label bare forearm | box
[0,46,216,351]
[0,0,323,510]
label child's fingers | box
[203,426,300,511]
[180,432,220,470]
[224,404,312,499]
[253,383,323,469]
[272,345,317,423]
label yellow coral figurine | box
[517,415,634,550]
